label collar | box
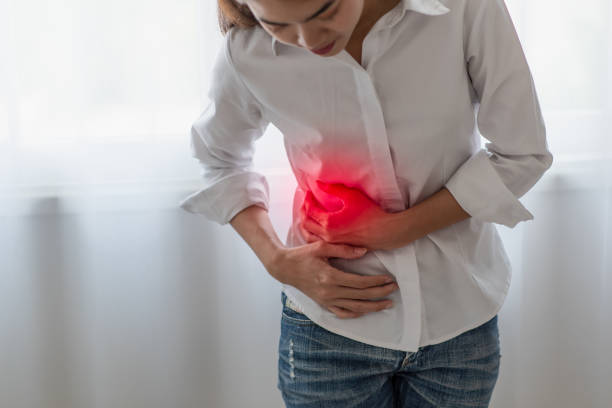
[270,0,450,56]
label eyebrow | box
[258,0,335,26]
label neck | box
[355,0,401,37]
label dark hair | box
[217,0,261,35]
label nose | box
[296,24,325,50]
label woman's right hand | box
[266,241,399,319]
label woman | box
[180,0,553,406]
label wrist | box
[384,209,416,250]
[229,204,288,280]
[264,246,290,283]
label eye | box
[320,3,340,20]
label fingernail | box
[384,302,393,309]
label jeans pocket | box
[281,291,315,325]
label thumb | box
[315,242,368,259]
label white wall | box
[1,162,611,408]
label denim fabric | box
[278,291,501,408]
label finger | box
[302,191,312,213]
[304,190,325,211]
[305,200,330,226]
[298,203,308,224]
[304,190,331,223]
[313,242,368,259]
[333,281,399,300]
[327,305,365,319]
[299,202,322,240]
[299,219,321,243]
[330,268,396,289]
[307,234,321,243]
[303,216,327,238]
[299,197,310,221]
[332,298,393,313]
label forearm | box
[388,187,471,249]
[229,205,286,273]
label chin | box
[325,37,346,56]
[326,48,342,57]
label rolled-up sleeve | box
[179,31,270,225]
[444,0,553,228]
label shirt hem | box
[419,302,503,347]
[281,288,504,353]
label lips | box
[311,40,335,55]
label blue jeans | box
[278,291,501,407]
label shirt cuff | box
[179,172,270,225]
[444,149,534,228]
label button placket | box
[330,67,422,351]
[329,16,423,351]
[356,73,405,211]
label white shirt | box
[179,0,553,352]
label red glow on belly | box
[303,179,378,229]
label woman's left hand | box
[299,180,400,251]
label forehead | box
[246,0,331,22]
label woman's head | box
[218,0,366,57]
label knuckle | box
[313,271,323,285]
[318,272,332,286]
[317,287,330,300]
